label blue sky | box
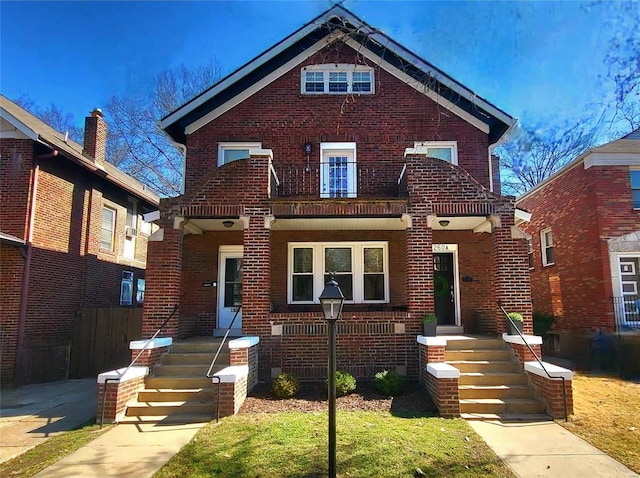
[0,0,630,133]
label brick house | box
[146,5,533,382]
[0,95,159,385]
[517,129,640,352]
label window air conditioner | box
[125,226,138,238]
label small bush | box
[533,311,555,335]
[271,373,300,399]
[329,370,357,397]
[374,370,405,396]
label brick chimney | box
[84,108,107,165]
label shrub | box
[374,370,405,396]
[329,370,356,397]
[533,312,555,335]
[271,373,300,399]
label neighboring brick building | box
[0,96,159,385]
[146,5,532,381]
[517,129,640,352]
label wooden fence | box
[69,307,142,378]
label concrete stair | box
[120,337,230,424]
[445,337,550,421]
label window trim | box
[527,237,534,270]
[217,142,262,167]
[301,64,375,95]
[413,141,459,165]
[541,228,554,267]
[630,169,640,209]
[100,206,116,251]
[320,142,357,198]
[287,242,389,304]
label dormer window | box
[218,142,262,167]
[301,65,374,95]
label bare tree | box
[105,61,221,197]
[13,95,84,143]
[496,119,601,196]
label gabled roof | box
[0,95,159,207]
[160,4,515,145]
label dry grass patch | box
[560,373,640,473]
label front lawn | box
[560,372,640,473]
[154,411,514,477]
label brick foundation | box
[525,362,574,419]
[424,363,460,418]
[97,367,148,424]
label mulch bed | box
[239,381,437,416]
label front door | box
[433,252,456,325]
[217,246,243,335]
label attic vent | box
[301,64,374,95]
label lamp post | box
[319,277,344,478]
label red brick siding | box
[508,342,542,365]
[528,373,573,419]
[518,163,640,332]
[97,375,146,423]
[0,139,32,238]
[424,374,460,418]
[0,244,24,381]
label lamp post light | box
[319,277,344,478]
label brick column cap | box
[525,362,573,380]
[213,365,249,383]
[502,333,542,345]
[229,336,260,349]
[417,336,447,346]
[426,363,461,379]
[129,337,173,350]
[97,366,148,384]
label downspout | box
[14,157,43,384]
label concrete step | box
[461,413,552,422]
[146,376,216,389]
[154,364,214,377]
[137,388,217,402]
[171,340,227,354]
[163,352,229,365]
[460,398,546,415]
[447,360,521,373]
[118,413,215,424]
[458,372,529,386]
[126,401,216,417]
[445,338,504,350]
[459,385,536,400]
[445,349,512,361]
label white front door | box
[217,246,243,335]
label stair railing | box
[206,305,242,422]
[99,305,178,427]
[498,301,568,422]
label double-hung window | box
[101,206,116,251]
[301,64,374,94]
[541,228,554,266]
[217,142,262,167]
[320,142,356,198]
[527,238,534,269]
[631,170,640,209]
[288,242,388,304]
[120,271,134,306]
[414,141,458,165]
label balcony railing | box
[612,295,640,332]
[270,161,405,199]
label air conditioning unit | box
[125,226,138,238]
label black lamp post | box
[319,277,344,478]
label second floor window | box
[301,65,374,95]
[320,143,357,198]
[541,228,554,266]
[218,142,262,167]
[414,141,458,165]
[631,170,640,209]
[528,238,534,269]
[101,206,116,251]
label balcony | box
[270,160,406,199]
[612,295,640,332]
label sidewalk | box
[469,419,639,477]
[0,379,97,464]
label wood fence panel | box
[70,307,142,378]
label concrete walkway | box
[33,421,207,477]
[0,379,97,464]
[469,419,639,477]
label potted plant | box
[507,312,524,335]
[421,313,437,336]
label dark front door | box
[434,253,455,325]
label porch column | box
[141,220,183,338]
[406,215,435,321]
[492,211,533,335]
[242,209,271,337]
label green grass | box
[0,419,112,478]
[154,411,514,478]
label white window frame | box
[413,141,458,165]
[101,206,116,251]
[541,228,554,267]
[527,238,534,270]
[320,142,357,198]
[301,64,375,95]
[630,169,640,209]
[287,242,389,304]
[217,142,262,167]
